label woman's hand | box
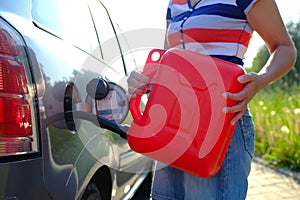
[222,72,263,125]
[127,71,151,99]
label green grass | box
[248,85,300,171]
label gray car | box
[0,0,153,199]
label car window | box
[31,0,99,55]
[88,0,127,75]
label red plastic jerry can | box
[127,48,245,178]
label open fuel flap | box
[62,78,128,139]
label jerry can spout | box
[96,115,128,140]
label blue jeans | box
[151,110,255,200]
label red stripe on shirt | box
[168,28,252,47]
[172,0,187,5]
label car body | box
[0,0,153,199]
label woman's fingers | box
[127,71,151,97]
[222,72,259,124]
[127,71,150,85]
[237,72,257,84]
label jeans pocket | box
[239,112,255,159]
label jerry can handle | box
[129,49,166,120]
[129,94,142,119]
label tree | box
[250,45,269,73]
[287,21,300,83]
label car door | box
[87,0,153,196]
[30,0,153,199]
[30,0,123,199]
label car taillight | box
[0,19,38,157]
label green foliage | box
[248,20,300,170]
[49,126,84,164]
[287,20,300,72]
[249,85,300,171]
[251,45,269,73]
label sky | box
[103,0,300,67]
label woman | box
[127,0,296,199]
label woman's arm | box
[223,0,297,124]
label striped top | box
[166,0,258,65]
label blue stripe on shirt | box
[236,0,255,11]
[167,7,172,21]
[172,4,246,22]
[211,55,244,66]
